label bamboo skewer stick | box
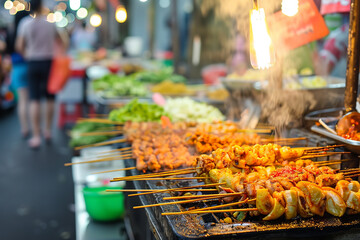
[128,183,226,197]
[172,208,258,215]
[110,177,209,182]
[74,138,127,150]
[133,195,223,209]
[300,152,350,159]
[314,159,351,166]
[82,153,133,162]
[92,167,138,174]
[113,169,196,180]
[98,168,194,176]
[64,156,134,166]
[77,118,124,125]
[98,147,132,154]
[78,130,124,137]
[162,199,256,216]
[261,137,307,143]
[344,174,360,178]
[84,152,133,160]
[163,192,244,201]
[237,129,272,133]
[106,189,218,193]
[341,168,360,172]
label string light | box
[115,6,127,23]
[90,13,102,27]
[282,0,299,17]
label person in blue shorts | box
[7,11,30,137]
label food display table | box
[71,147,128,240]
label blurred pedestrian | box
[16,0,67,148]
[6,11,30,138]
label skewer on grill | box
[83,152,132,161]
[300,152,350,159]
[77,130,124,137]
[133,194,232,209]
[77,118,124,125]
[74,138,127,150]
[111,168,196,179]
[92,166,139,174]
[97,147,132,154]
[260,137,307,143]
[128,183,226,197]
[106,188,218,193]
[169,208,258,215]
[64,156,133,166]
[161,198,255,215]
[110,176,209,182]
[163,192,244,201]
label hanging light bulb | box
[249,5,275,70]
[281,0,299,17]
[90,13,102,27]
[115,6,127,23]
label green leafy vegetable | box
[92,74,148,97]
[109,99,168,123]
[69,122,114,147]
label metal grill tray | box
[311,124,360,154]
[125,164,360,240]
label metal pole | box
[148,0,156,59]
[171,0,180,74]
[344,0,360,112]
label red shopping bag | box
[47,56,71,94]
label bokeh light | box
[56,18,68,28]
[282,0,299,17]
[90,13,102,27]
[47,13,55,23]
[115,6,127,23]
[56,2,67,11]
[54,11,64,22]
[69,0,81,11]
[66,13,75,23]
[9,7,17,15]
[76,7,88,19]
[4,0,13,10]
[159,0,170,8]
[16,3,25,11]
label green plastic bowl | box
[83,186,125,221]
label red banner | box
[268,0,329,50]
[320,0,350,14]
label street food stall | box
[61,0,360,239]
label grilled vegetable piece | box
[263,198,286,221]
[282,190,298,219]
[296,181,326,216]
[335,180,351,201]
[279,147,304,160]
[291,187,314,218]
[349,181,360,192]
[346,191,360,212]
[256,189,274,215]
[323,187,346,217]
